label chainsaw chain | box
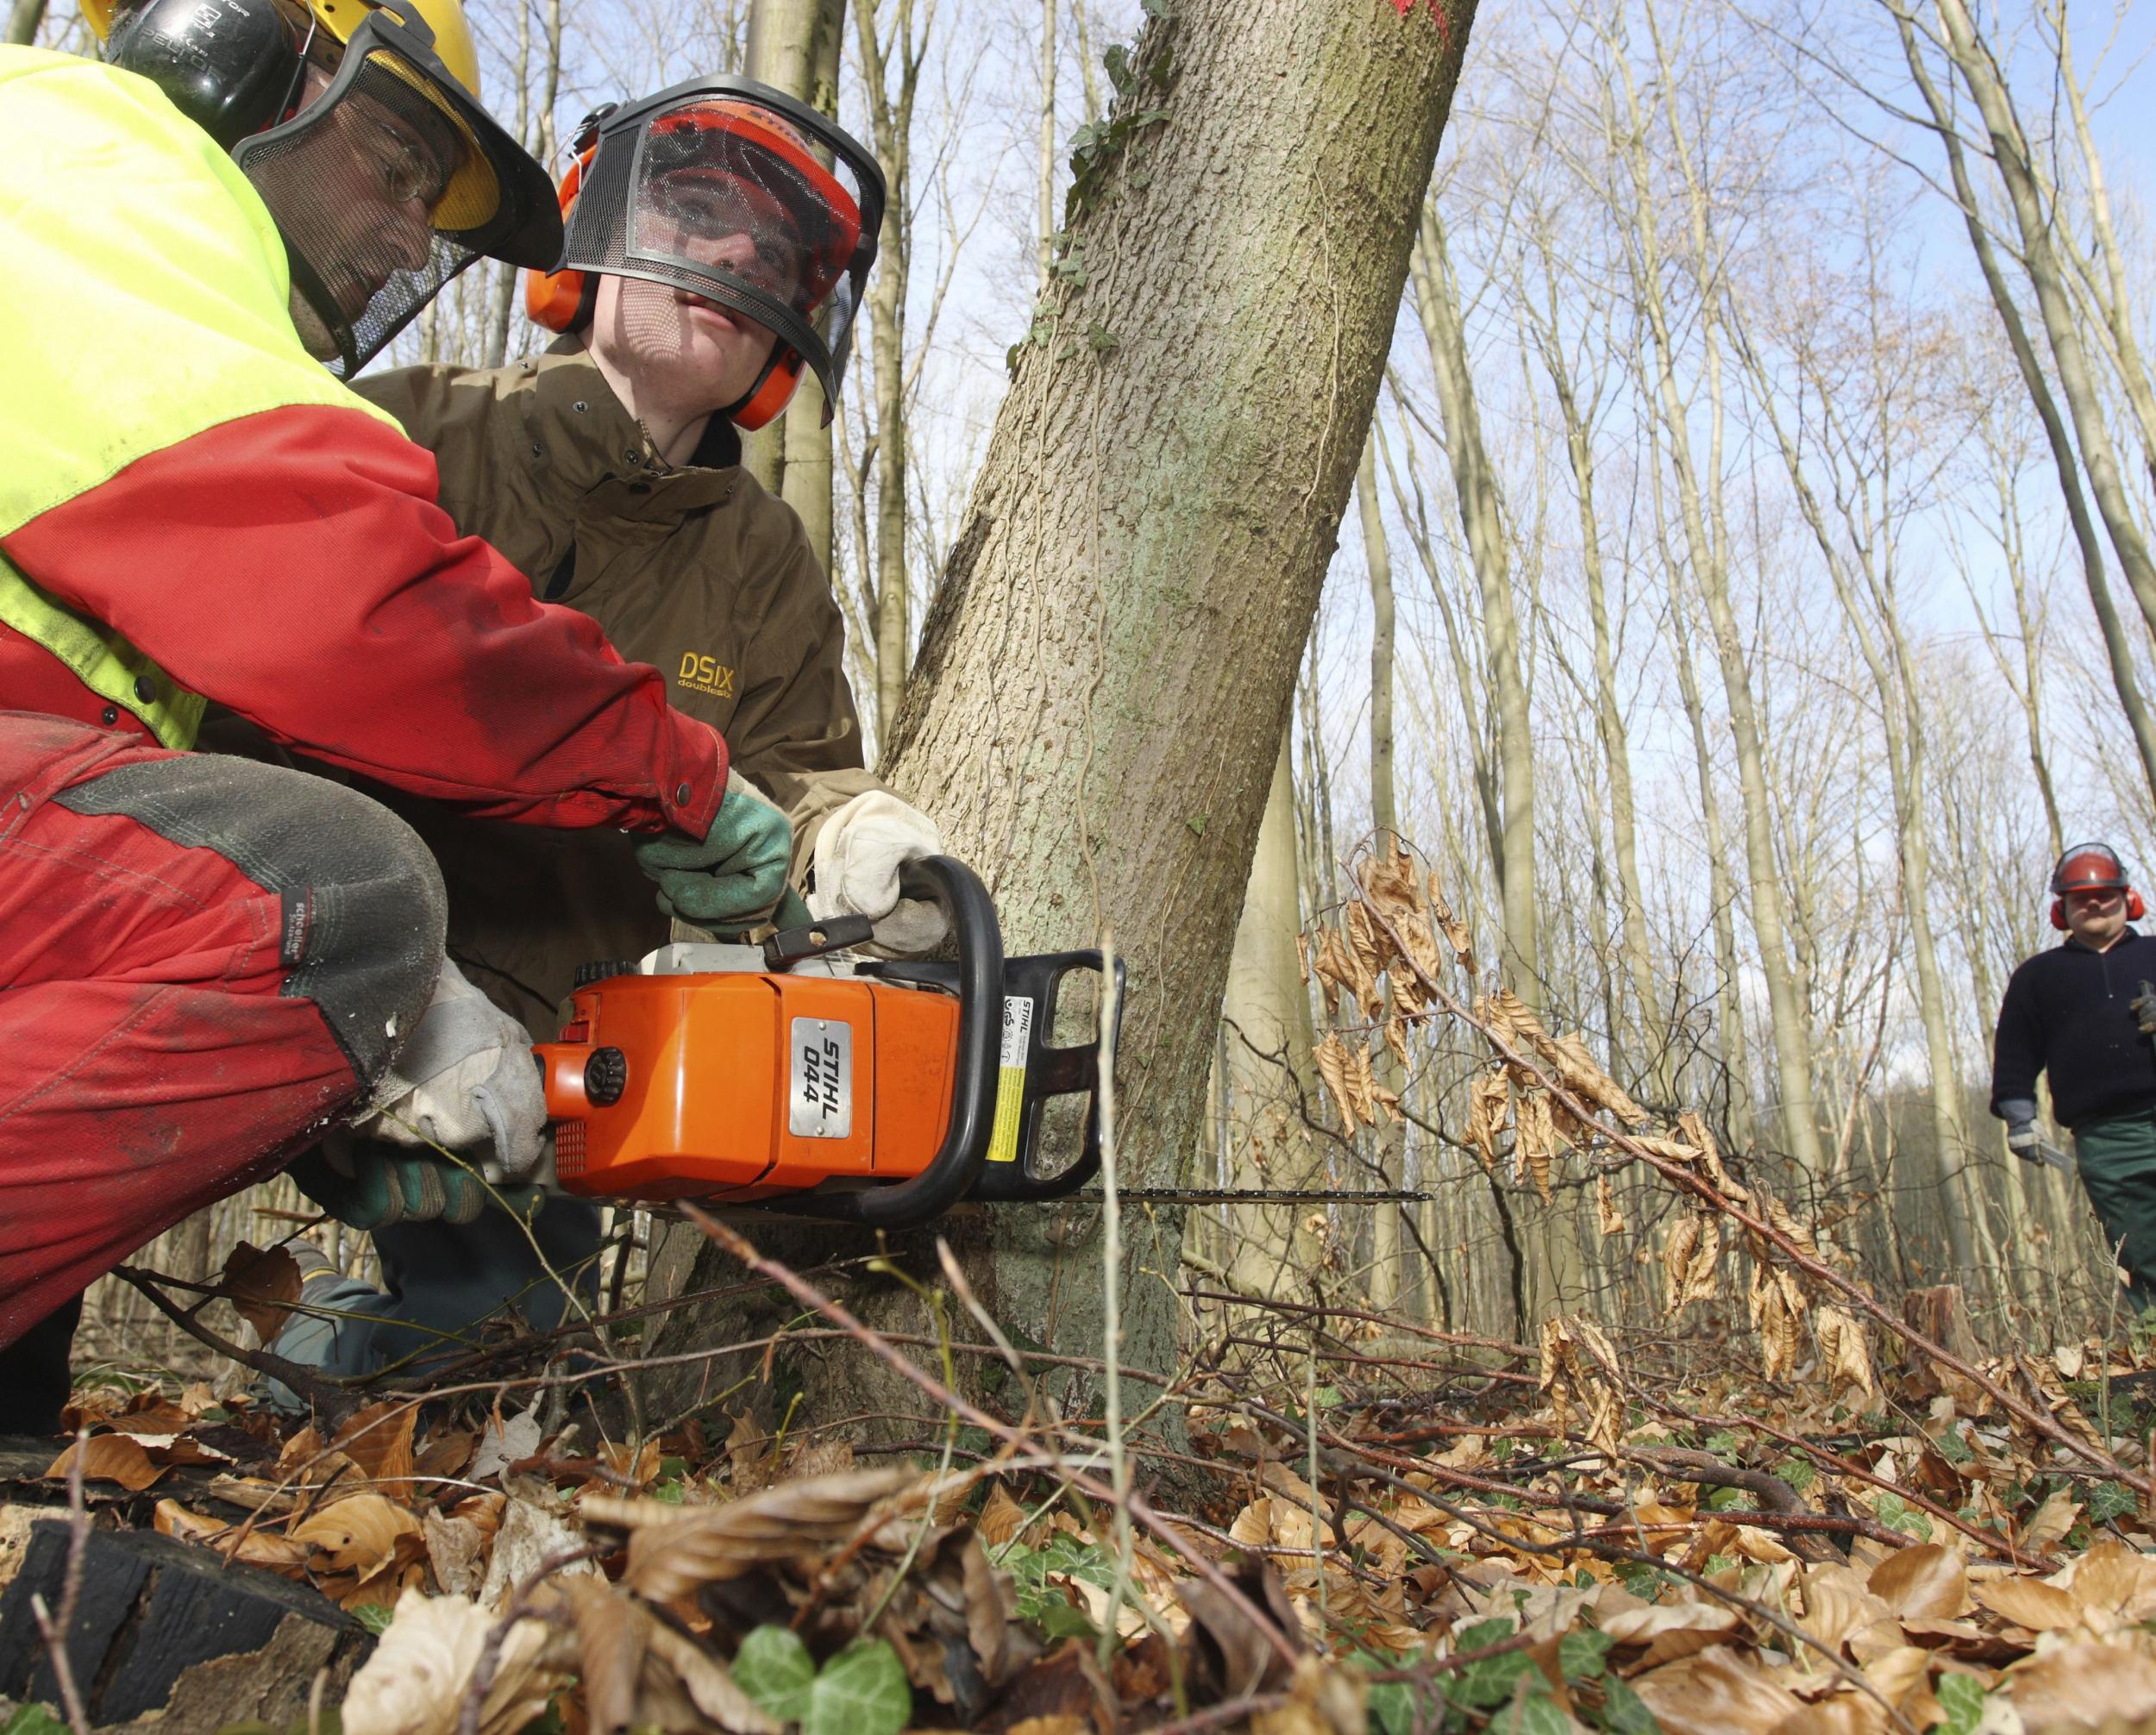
[1071,1187,1447,1206]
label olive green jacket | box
[348,338,881,1034]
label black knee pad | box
[55,755,447,1084]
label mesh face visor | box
[232,9,561,378]
[562,78,885,419]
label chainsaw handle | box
[790,855,1002,1228]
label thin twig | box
[30,1429,93,1735]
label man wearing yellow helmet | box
[0,4,788,1427]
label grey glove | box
[2006,1121,2040,1160]
[2135,980,2156,1037]
[344,957,548,1181]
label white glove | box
[344,957,548,1180]
[807,791,949,955]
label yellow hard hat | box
[93,0,558,265]
[84,0,479,89]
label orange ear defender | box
[524,113,606,333]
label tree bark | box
[1528,298,1658,1096]
[644,0,1477,1433]
[1924,0,2156,652]
[1605,26,1821,1172]
[1408,212,1540,1011]
[1219,733,1328,1300]
[741,0,849,508]
[855,0,921,742]
[1357,435,1407,1311]
[1888,7,2156,811]
[4,0,46,47]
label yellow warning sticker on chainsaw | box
[986,995,1034,1164]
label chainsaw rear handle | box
[787,855,1001,1227]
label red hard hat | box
[2052,842,2131,896]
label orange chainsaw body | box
[536,971,961,1203]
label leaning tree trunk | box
[648,0,1476,1438]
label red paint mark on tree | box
[1390,0,1456,57]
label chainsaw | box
[532,857,1121,1227]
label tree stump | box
[1902,1284,1989,1406]
[0,1522,371,1731]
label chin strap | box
[280,235,361,377]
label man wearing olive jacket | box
[267,78,951,1378]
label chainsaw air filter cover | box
[534,857,1123,1227]
[541,966,960,1202]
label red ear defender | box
[2052,898,2069,931]
[728,348,805,431]
[2132,889,2147,921]
[524,146,597,332]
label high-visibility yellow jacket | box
[0,46,724,835]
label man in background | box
[1992,842,2156,1309]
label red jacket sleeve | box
[3,403,724,835]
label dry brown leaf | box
[1547,1030,1649,1124]
[423,1512,486,1599]
[2019,1355,2109,1455]
[480,1493,592,1610]
[222,1240,303,1343]
[1515,1089,1557,1203]
[1310,927,1357,1021]
[2010,1637,2156,1731]
[334,1400,418,1492]
[1601,1600,1742,1668]
[340,1588,570,1735]
[1976,1574,2087,1632]
[1664,1216,1702,1316]
[1595,1174,1627,1237]
[979,1483,1032,1549]
[45,1432,161,1492]
[1676,1110,1746,1202]
[1867,1543,1970,1620]
[1358,842,1421,920]
[1751,1264,1803,1383]
[1665,1213,1722,1314]
[1294,931,1311,988]
[1466,1068,1508,1174]
[2018,1488,2084,1556]
[1427,875,1476,969]
[1341,901,1386,1020]
[595,1468,915,1600]
[292,1493,423,1578]
[154,1499,314,1572]
[644,1615,782,1733]
[1797,1563,1893,1655]
[1628,1643,1808,1734]
[2061,1538,2156,1623]
[1814,1306,1877,1400]
[599,1440,662,1493]
[1313,1032,1359,1134]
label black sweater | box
[1991,930,2156,1128]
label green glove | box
[287,1143,536,1231]
[634,780,793,928]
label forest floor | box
[9,853,2153,1735]
[9,1222,2156,1735]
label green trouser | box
[2072,1107,2156,1312]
